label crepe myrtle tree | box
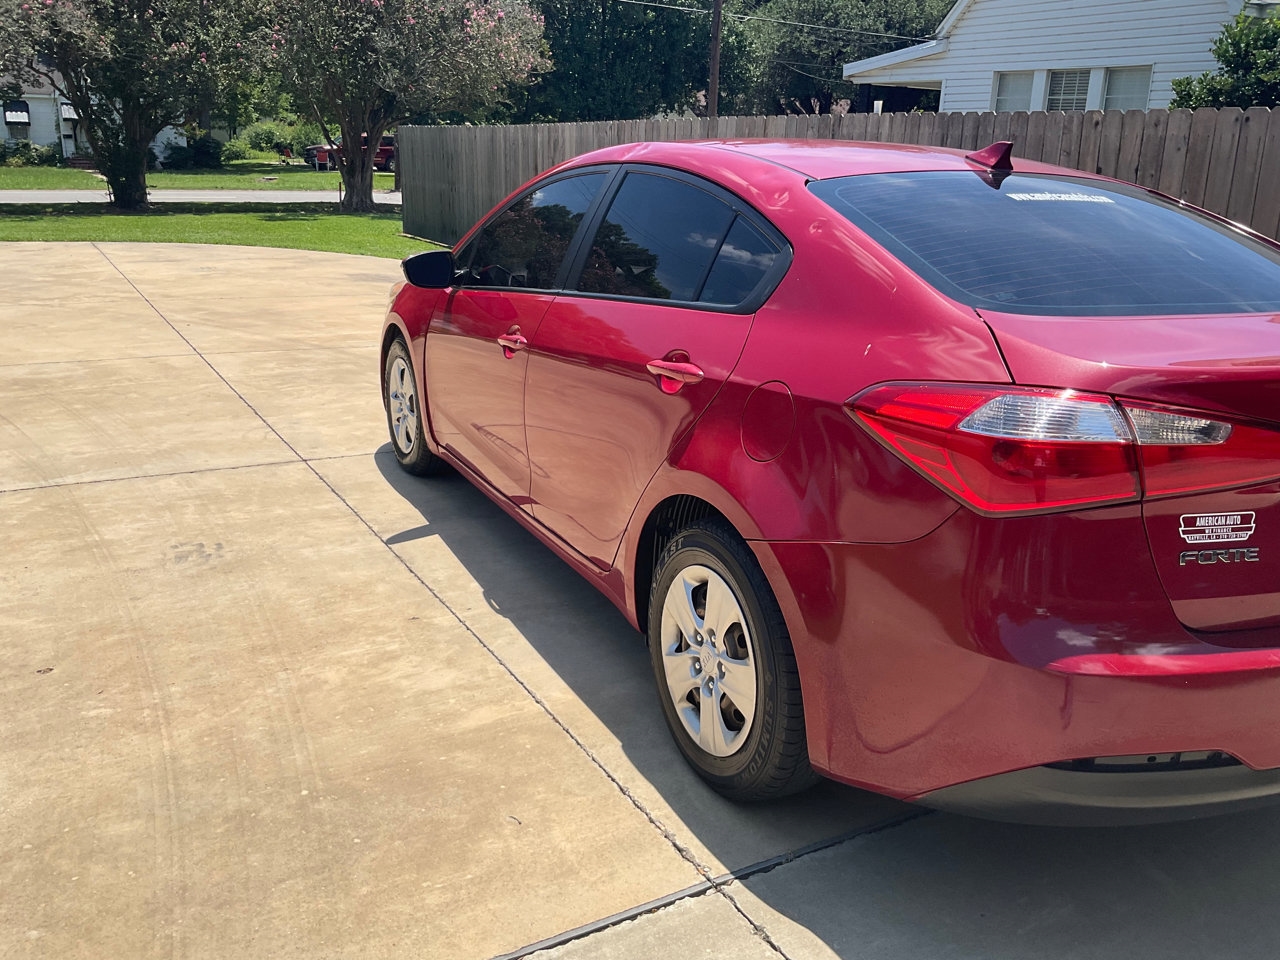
[276,0,548,212]
[1,0,268,209]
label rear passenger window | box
[577,173,735,302]
[462,173,605,290]
[700,217,780,306]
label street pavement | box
[0,188,401,205]
[4,241,1280,960]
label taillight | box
[1122,401,1280,497]
[850,383,1280,516]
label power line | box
[613,0,930,41]
[770,60,850,85]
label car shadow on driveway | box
[371,446,1280,959]
[370,449,905,852]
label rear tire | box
[648,519,818,801]
[384,338,445,476]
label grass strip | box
[0,167,107,189]
[0,203,442,259]
[0,161,395,192]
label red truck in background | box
[308,134,396,172]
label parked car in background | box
[380,138,1280,825]
[302,141,334,167]
[312,134,395,172]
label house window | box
[60,102,78,121]
[1047,70,1090,111]
[993,72,1033,112]
[1104,67,1152,110]
[4,99,31,129]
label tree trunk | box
[105,109,155,210]
[105,142,151,210]
[338,136,378,213]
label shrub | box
[1,140,61,166]
[239,117,328,156]
[1172,12,1280,108]
[222,136,252,161]
[191,135,223,169]
[243,119,293,153]
[162,143,195,170]
[291,120,326,151]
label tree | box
[1,0,267,209]
[275,0,548,213]
[514,0,709,122]
[723,0,951,115]
[1172,11,1280,109]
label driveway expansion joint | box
[92,242,309,464]
[489,808,928,959]
[0,459,304,495]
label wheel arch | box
[632,495,729,635]
[379,319,410,404]
[380,314,443,460]
[624,475,819,752]
[626,473,794,638]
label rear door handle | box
[497,332,528,358]
[646,360,705,394]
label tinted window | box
[578,173,735,301]
[700,216,780,305]
[810,172,1280,316]
[463,173,605,290]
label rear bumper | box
[917,754,1280,826]
[754,506,1280,809]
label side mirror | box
[402,249,456,288]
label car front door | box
[523,169,789,568]
[425,171,609,502]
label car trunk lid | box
[982,309,1280,640]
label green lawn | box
[0,161,394,192]
[0,167,106,189]
[0,204,441,259]
[148,160,396,191]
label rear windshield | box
[809,172,1280,317]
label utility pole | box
[708,0,723,118]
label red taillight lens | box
[1122,401,1280,498]
[852,384,1141,515]
[851,384,1280,515]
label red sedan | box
[380,138,1280,824]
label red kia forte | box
[380,139,1280,824]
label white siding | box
[848,0,1234,111]
[25,96,60,146]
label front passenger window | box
[462,173,606,290]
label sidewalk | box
[0,188,402,205]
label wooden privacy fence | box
[400,107,1280,245]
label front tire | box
[648,520,818,801]
[384,338,445,476]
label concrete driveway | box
[5,242,1280,960]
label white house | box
[844,0,1280,113]
[5,75,189,163]
[4,76,89,156]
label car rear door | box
[523,168,790,568]
[424,171,609,501]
